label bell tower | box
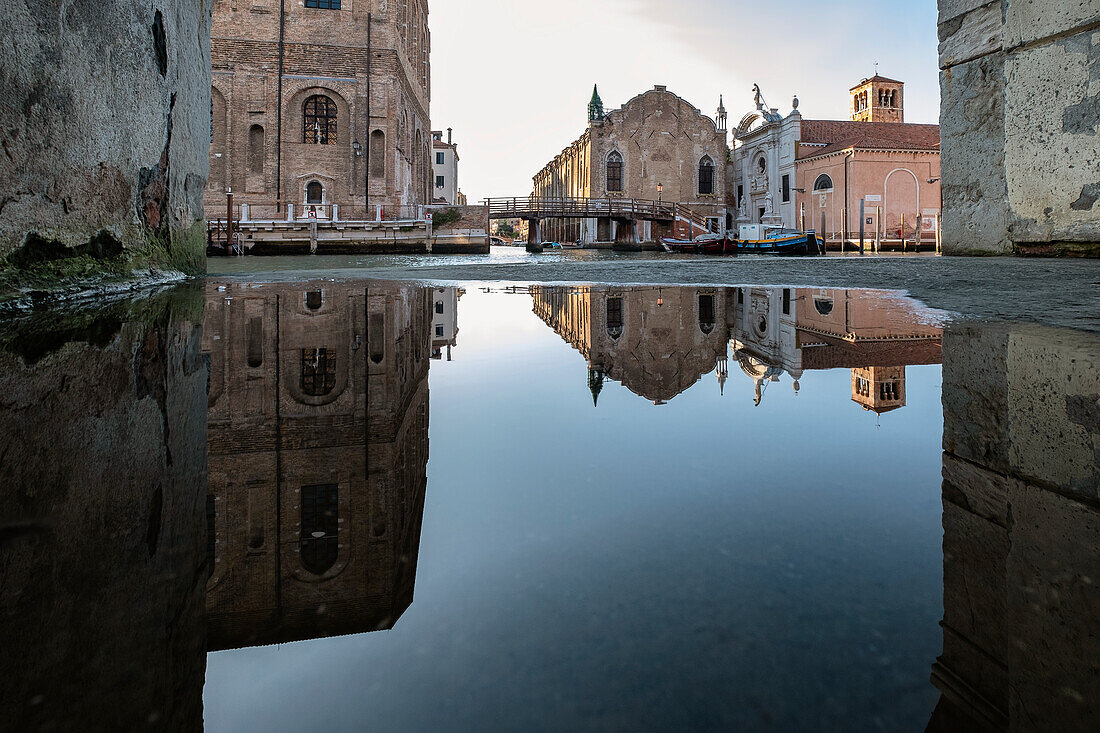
[850,76,904,123]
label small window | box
[607,151,623,193]
[757,157,767,174]
[606,297,623,338]
[301,348,336,396]
[698,295,715,334]
[698,156,715,195]
[303,95,337,144]
[300,484,338,574]
[248,125,264,175]
[435,301,444,314]
[435,175,445,188]
[304,0,341,8]
[305,290,323,310]
[781,174,790,203]
[247,316,263,368]
[814,174,834,192]
[369,129,386,178]
[436,152,445,165]
[782,289,792,316]
[436,325,444,338]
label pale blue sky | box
[431,0,940,201]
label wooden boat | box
[733,225,821,256]
[660,233,734,255]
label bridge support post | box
[526,219,543,253]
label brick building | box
[532,85,730,244]
[203,280,432,649]
[732,77,941,245]
[207,0,431,221]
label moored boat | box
[733,225,821,256]
[660,233,734,255]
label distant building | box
[731,76,940,243]
[431,287,461,360]
[432,129,460,205]
[532,85,730,244]
[207,1,432,220]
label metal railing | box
[483,196,678,221]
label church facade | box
[532,86,731,244]
[207,0,432,221]
[731,76,941,245]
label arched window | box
[699,156,715,195]
[813,174,834,192]
[606,151,623,193]
[369,129,385,178]
[757,157,767,173]
[248,124,264,174]
[814,298,834,316]
[698,294,715,334]
[606,297,623,339]
[301,347,336,396]
[303,95,338,144]
[300,484,338,574]
[306,181,323,204]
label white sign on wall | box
[865,194,882,203]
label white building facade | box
[432,129,460,205]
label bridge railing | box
[483,196,677,220]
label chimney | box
[447,128,452,145]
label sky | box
[430,0,941,201]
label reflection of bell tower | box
[851,366,906,413]
[588,365,605,407]
[850,75,904,123]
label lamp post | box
[352,139,362,157]
[657,181,663,204]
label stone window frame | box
[813,174,834,193]
[606,150,624,194]
[698,155,716,196]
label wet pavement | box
[1,263,1098,732]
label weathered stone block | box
[938,54,1013,254]
[939,1,1005,69]
[1004,29,1100,244]
[943,324,1011,469]
[0,0,211,281]
[1003,0,1100,49]
[1005,481,1100,728]
[1005,324,1100,503]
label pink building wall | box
[796,151,941,241]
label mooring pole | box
[859,198,865,255]
[226,188,234,252]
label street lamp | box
[352,139,362,157]
[657,182,663,204]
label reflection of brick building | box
[531,285,942,409]
[531,286,731,404]
[203,281,432,649]
[207,1,432,218]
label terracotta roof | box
[798,120,940,159]
[432,139,453,150]
[850,75,903,90]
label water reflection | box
[0,281,1096,730]
[931,323,1100,731]
[531,285,943,409]
[203,282,443,649]
[0,287,208,730]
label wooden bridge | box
[483,196,709,252]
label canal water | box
[1,272,1097,731]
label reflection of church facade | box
[532,285,942,409]
[202,281,433,649]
